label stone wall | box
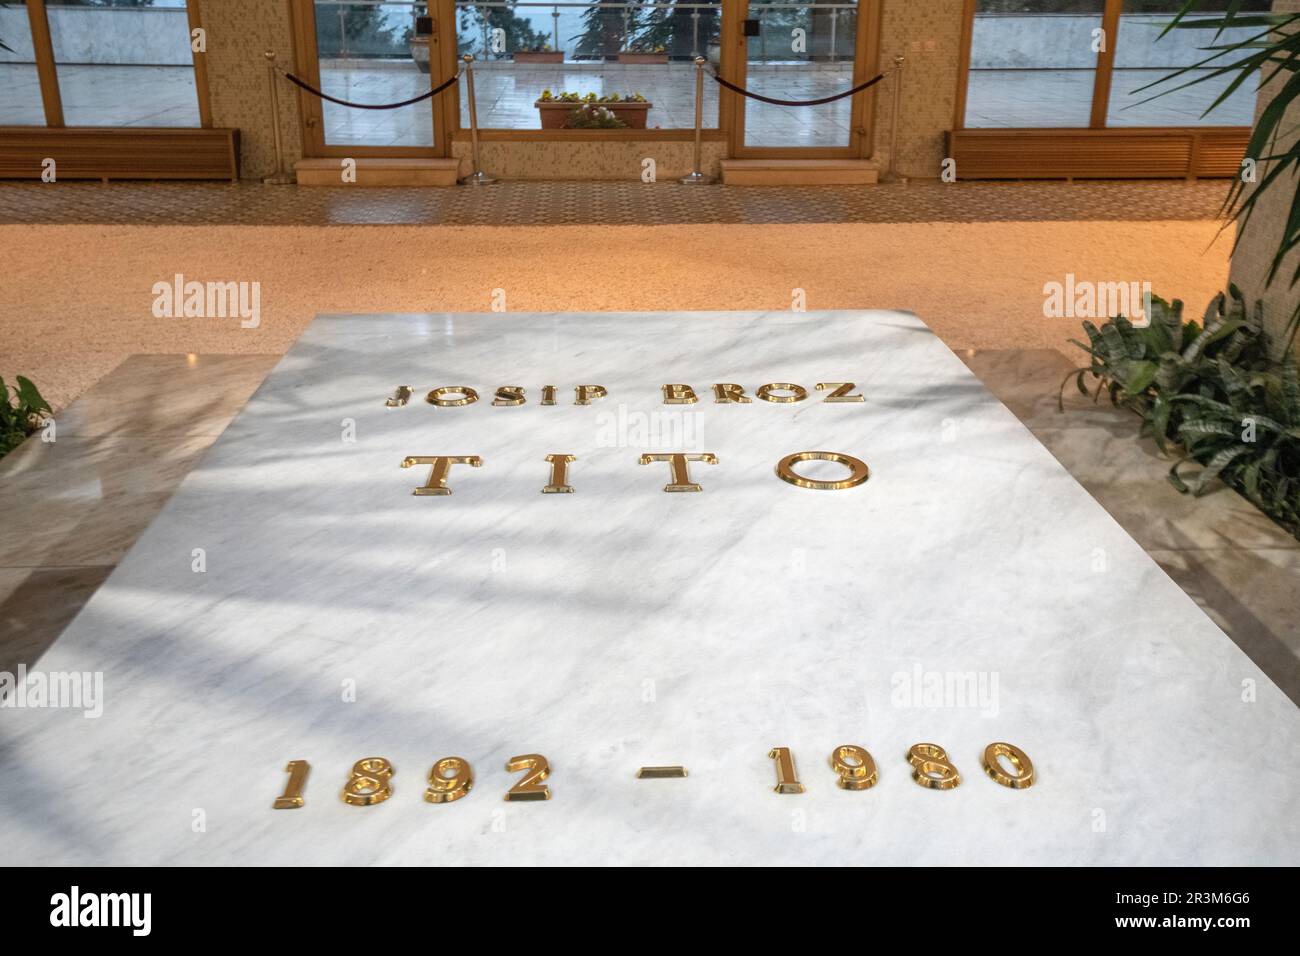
[1227,0,1300,356]
[871,0,963,180]
[198,0,305,180]
[450,138,727,181]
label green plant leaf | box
[1192,445,1254,495]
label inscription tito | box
[385,381,870,496]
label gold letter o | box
[426,386,479,407]
[775,451,870,491]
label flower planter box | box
[617,52,669,64]
[514,51,564,64]
[534,100,652,130]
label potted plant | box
[515,43,564,64]
[1,375,52,462]
[534,90,651,129]
[617,44,668,65]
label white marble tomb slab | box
[1,310,1297,866]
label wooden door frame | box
[26,0,64,126]
[288,0,455,158]
[726,0,881,158]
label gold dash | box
[636,766,688,779]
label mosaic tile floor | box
[0,178,1233,227]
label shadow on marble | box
[53,354,282,438]
[6,345,1297,716]
[0,567,113,678]
[963,348,1300,706]
[0,435,216,568]
[1149,548,1300,704]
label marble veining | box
[0,310,1296,865]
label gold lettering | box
[272,759,311,809]
[768,747,805,794]
[384,385,413,408]
[504,754,552,801]
[662,383,698,404]
[815,382,864,403]
[574,385,607,405]
[757,383,808,403]
[341,757,394,806]
[638,452,719,492]
[907,743,961,790]
[542,454,576,494]
[541,385,557,406]
[775,451,870,491]
[425,756,474,804]
[712,383,751,404]
[829,745,877,791]
[492,385,526,406]
[426,386,479,407]
[982,742,1035,789]
[401,455,483,496]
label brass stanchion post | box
[679,56,712,185]
[887,53,907,184]
[460,54,496,185]
[263,50,295,185]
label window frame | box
[17,0,210,130]
[954,0,1259,133]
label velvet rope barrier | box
[278,69,460,110]
[710,70,886,108]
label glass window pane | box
[743,0,857,148]
[1107,0,1270,127]
[46,0,199,128]
[0,1,47,125]
[964,0,1105,129]
[315,1,435,147]
[454,1,720,130]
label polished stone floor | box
[3,347,1296,708]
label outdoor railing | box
[310,1,860,64]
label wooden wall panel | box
[947,128,1249,180]
[0,128,239,181]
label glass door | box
[735,0,874,155]
[294,0,455,155]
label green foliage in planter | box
[1062,287,1300,538]
[566,104,628,129]
[1,375,52,460]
